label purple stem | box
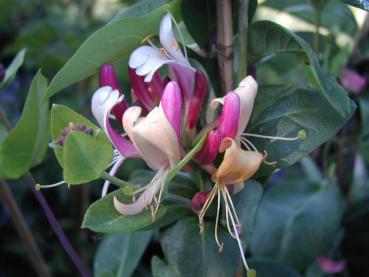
[25,174,91,277]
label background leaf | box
[159,217,239,277]
[94,231,152,277]
[246,21,355,176]
[341,0,369,11]
[262,0,357,36]
[250,180,344,271]
[248,257,302,277]
[0,49,26,88]
[0,70,49,179]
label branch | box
[216,0,233,94]
[238,0,249,81]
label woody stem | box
[216,0,233,95]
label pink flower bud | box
[317,256,346,274]
[161,81,182,141]
[218,92,240,139]
[191,191,209,213]
[195,130,222,165]
[341,68,367,94]
[186,71,208,130]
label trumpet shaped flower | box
[114,81,182,216]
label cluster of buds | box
[56,122,94,146]
[90,13,304,273]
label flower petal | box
[91,86,138,157]
[218,92,240,139]
[160,81,182,141]
[114,168,167,215]
[234,75,258,136]
[122,106,181,170]
[129,67,156,110]
[159,13,190,66]
[215,138,263,185]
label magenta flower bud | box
[129,67,156,110]
[161,81,182,141]
[99,64,128,121]
[341,68,367,94]
[186,98,201,129]
[99,64,120,90]
[317,256,346,274]
[194,71,207,103]
[195,130,222,165]
[191,191,209,213]
[218,92,240,139]
[148,72,164,102]
[186,71,208,130]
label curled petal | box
[122,106,181,170]
[161,81,182,141]
[234,76,258,137]
[91,86,138,157]
[99,64,128,121]
[159,13,190,66]
[114,168,167,215]
[218,92,240,139]
[215,138,263,185]
[195,130,222,165]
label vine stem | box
[238,0,249,81]
[0,180,50,277]
[216,0,233,95]
[0,104,90,277]
[25,174,91,277]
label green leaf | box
[151,256,177,277]
[234,180,263,242]
[82,188,167,233]
[46,1,179,98]
[113,0,174,21]
[247,21,355,176]
[159,217,239,277]
[341,0,369,11]
[250,180,344,271]
[359,95,369,163]
[248,257,302,277]
[94,231,152,277]
[0,49,26,88]
[63,131,113,184]
[0,70,49,179]
[50,104,97,166]
[263,0,357,36]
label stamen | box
[240,139,251,151]
[241,137,258,152]
[141,34,156,45]
[221,188,237,239]
[243,130,306,141]
[214,184,222,251]
[224,187,241,224]
[36,180,66,191]
[228,202,250,272]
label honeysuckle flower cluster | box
[90,12,304,273]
